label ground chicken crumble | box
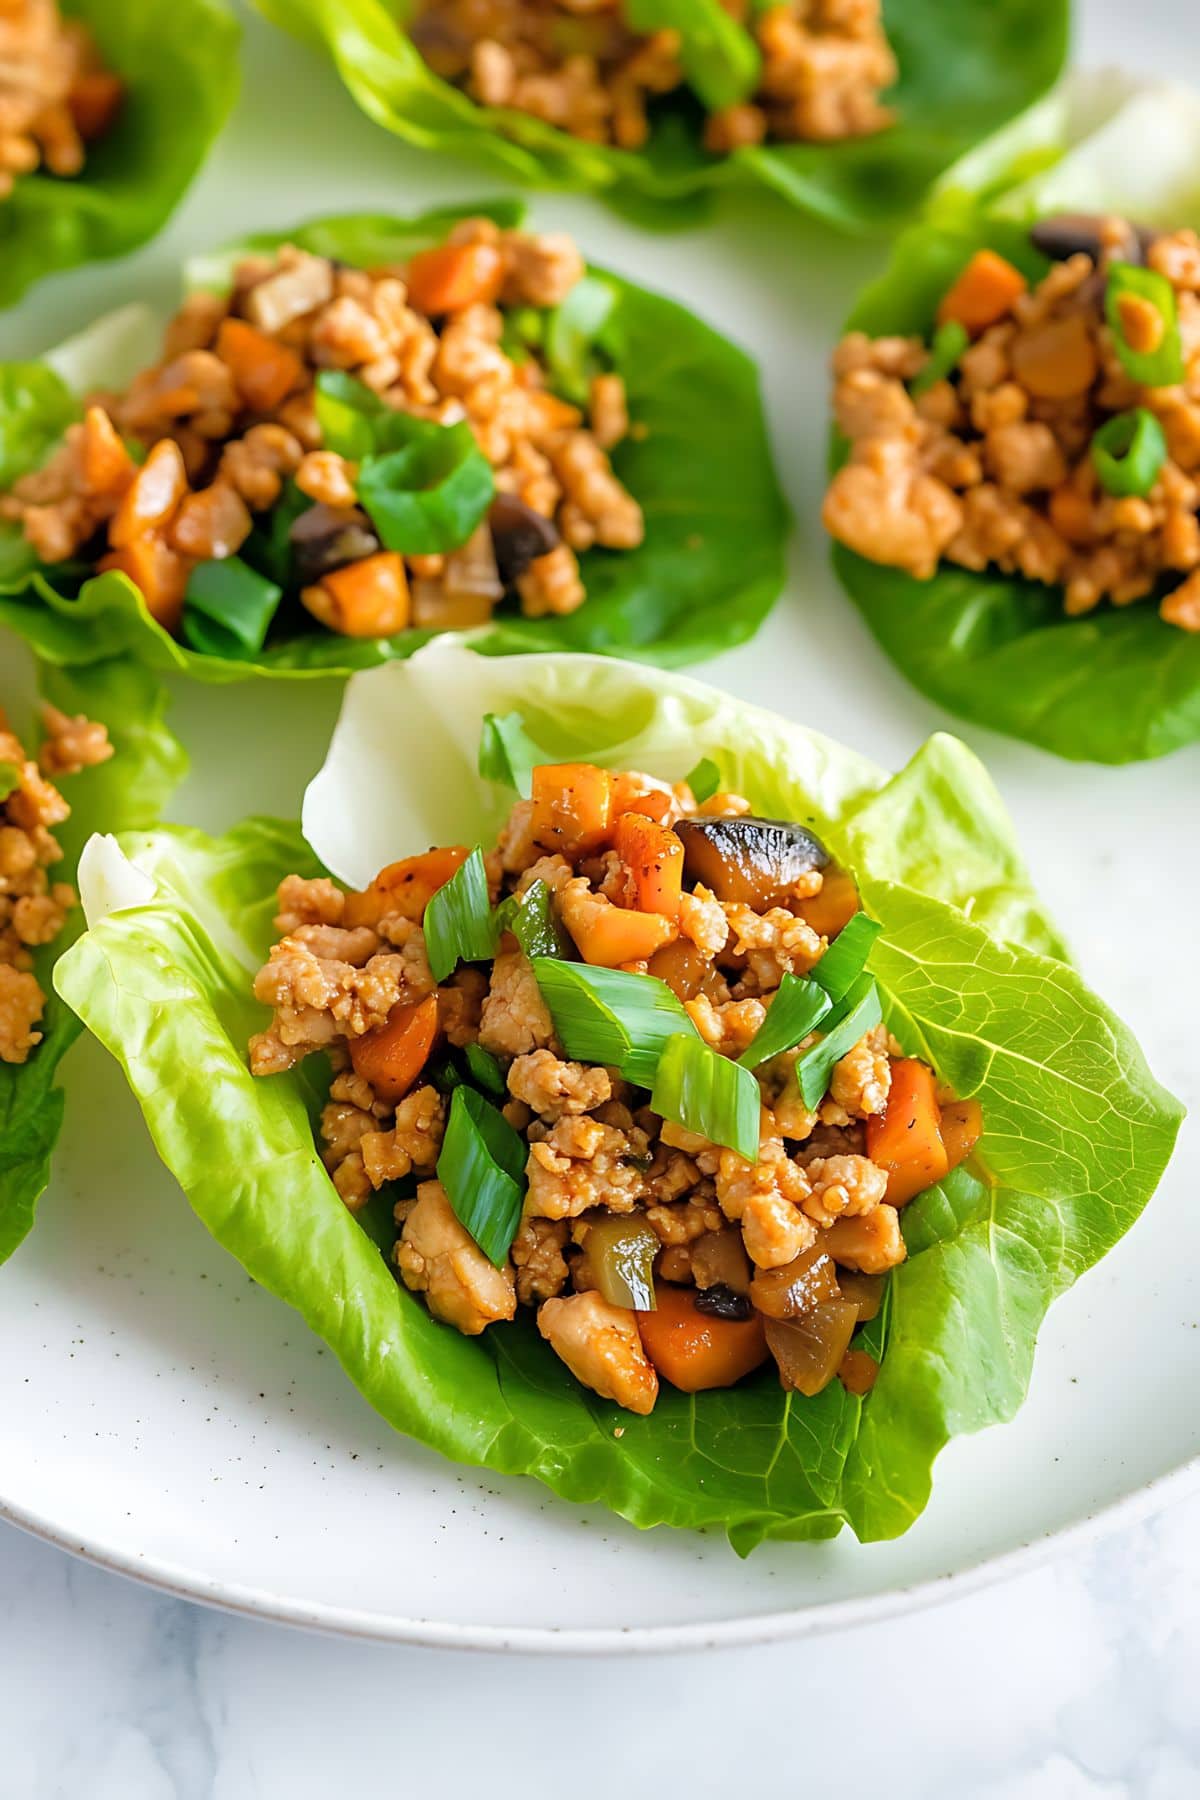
[0,702,111,1065]
[249,762,984,1414]
[413,0,896,150]
[0,217,643,642]
[824,215,1200,629]
[0,0,123,198]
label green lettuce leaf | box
[0,203,787,684]
[0,650,182,1264]
[830,74,1200,762]
[56,647,1183,1548]
[0,0,239,307]
[253,0,1067,234]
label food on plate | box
[0,0,237,306]
[253,0,1068,234]
[57,649,1183,1548]
[825,71,1200,762]
[411,0,896,151]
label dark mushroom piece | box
[488,493,560,587]
[1029,212,1157,266]
[290,504,382,586]
[694,1283,754,1322]
[674,815,829,910]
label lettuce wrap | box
[0,202,786,815]
[831,73,1200,763]
[0,0,239,307]
[253,0,1067,234]
[55,646,1183,1548]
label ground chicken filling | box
[248,760,983,1415]
[0,217,643,644]
[0,0,123,197]
[0,703,111,1065]
[823,215,1200,631]
[414,0,895,151]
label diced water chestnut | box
[765,1300,860,1397]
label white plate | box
[1,1,1198,1653]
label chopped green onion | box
[314,369,383,462]
[1105,263,1185,387]
[794,976,883,1110]
[584,1216,659,1311]
[1090,408,1167,498]
[428,1055,466,1096]
[465,1042,507,1097]
[686,757,721,804]
[625,0,760,110]
[182,556,283,655]
[500,306,544,364]
[737,973,831,1070]
[0,761,21,803]
[531,957,699,1088]
[357,420,495,557]
[424,847,498,981]
[494,879,571,961]
[437,1085,526,1265]
[240,478,310,587]
[651,1033,761,1162]
[910,320,969,397]
[810,912,882,1003]
[478,710,547,797]
[543,277,617,406]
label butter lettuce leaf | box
[0,0,238,306]
[831,74,1200,762]
[253,0,1066,233]
[55,648,1182,1546]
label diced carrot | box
[568,896,676,968]
[343,846,470,930]
[349,993,439,1106]
[617,787,673,824]
[1049,482,1095,546]
[405,243,505,315]
[216,317,304,412]
[307,553,410,638]
[68,71,124,140]
[615,812,684,920]
[1011,313,1098,400]
[798,867,860,939]
[937,249,1027,335]
[109,438,188,548]
[866,1057,949,1207]
[939,1096,984,1172]
[97,534,190,635]
[636,1283,768,1392]
[80,406,134,497]
[531,762,613,855]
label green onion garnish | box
[625,0,761,111]
[1105,263,1185,387]
[428,1055,465,1096]
[686,757,721,804]
[357,420,495,557]
[1090,407,1167,498]
[182,556,283,655]
[542,276,616,406]
[424,847,498,982]
[478,710,547,798]
[313,369,381,461]
[794,975,883,1110]
[737,973,831,1070]
[0,761,20,802]
[531,957,699,1088]
[651,1033,761,1162]
[465,1042,507,1097]
[494,879,571,961]
[437,1085,527,1265]
[910,320,970,397]
[810,912,882,1003]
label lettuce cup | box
[0,201,787,805]
[824,73,1200,763]
[56,647,1183,1549]
[253,0,1067,234]
[0,0,238,306]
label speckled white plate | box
[1,1,1198,1654]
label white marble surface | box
[3,0,1200,1790]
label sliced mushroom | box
[290,503,381,585]
[1029,212,1157,266]
[489,493,560,586]
[674,815,829,909]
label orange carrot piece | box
[68,71,124,140]
[109,438,188,548]
[937,249,1027,335]
[939,1096,984,1172]
[349,993,440,1105]
[798,867,860,939]
[615,812,684,920]
[405,243,505,315]
[866,1057,949,1207]
[343,846,470,929]
[80,405,134,497]
[97,534,190,635]
[309,552,410,638]
[530,762,613,854]
[216,317,304,412]
[1049,483,1095,545]
[569,898,675,968]
[637,1283,768,1392]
